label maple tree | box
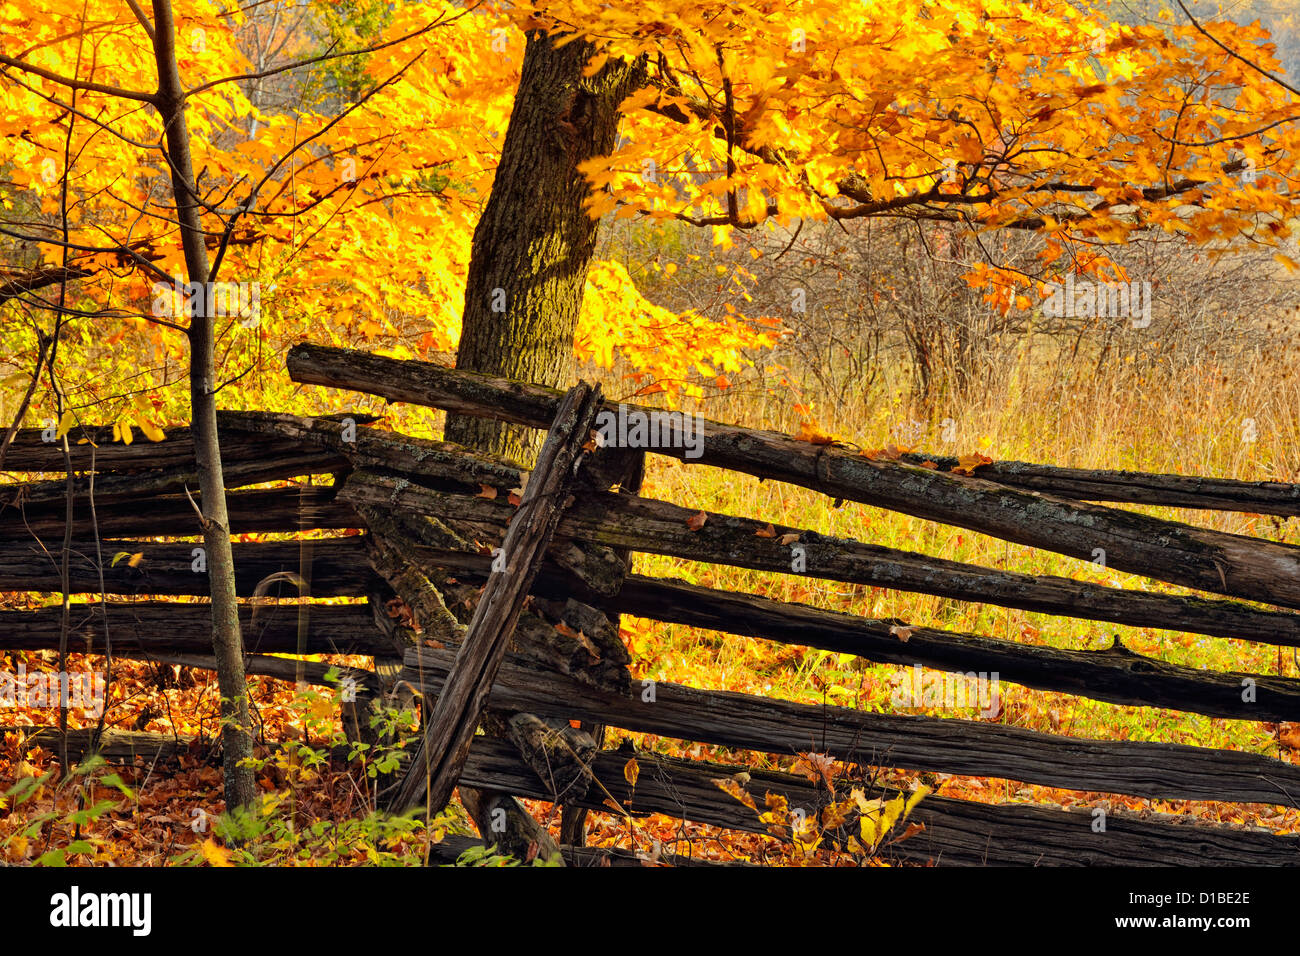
[6,1,1298,428]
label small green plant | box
[2,754,136,866]
[169,670,472,866]
[166,797,444,867]
[451,843,565,867]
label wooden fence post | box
[386,382,602,816]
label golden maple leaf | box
[793,420,836,445]
[951,453,993,475]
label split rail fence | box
[3,341,1300,865]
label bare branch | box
[1176,0,1300,97]
[122,0,156,41]
[182,7,477,100]
[0,52,156,102]
[208,54,423,281]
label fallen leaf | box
[755,523,777,538]
[894,822,926,844]
[890,624,915,643]
[796,752,837,788]
[477,484,498,499]
[623,758,639,788]
[778,532,800,546]
[577,632,602,660]
[794,420,836,445]
[200,838,232,867]
[919,460,939,470]
[711,777,758,812]
[863,444,907,461]
[686,510,708,532]
[951,453,993,476]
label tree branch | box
[0,52,156,102]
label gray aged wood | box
[15,724,1294,865]
[387,383,603,817]
[399,645,1300,808]
[287,343,1300,608]
[899,452,1300,518]
[344,471,1300,650]
[458,738,1300,867]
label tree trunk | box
[442,29,641,854]
[151,0,257,811]
[445,29,642,463]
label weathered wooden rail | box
[3,341,1300,866]
[286,344,1300,608]
[16,727,1297,866]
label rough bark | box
[399,553,1300,724]
[0,447,346,511]
[218,410,523,487]
[0,486,356,539]
[10,540,1289,722]
[399,645,1300,807]
[901,453,1300,518]
[343,470,1300,649]
[0,537,375,598]
[388,384,601,829]
[0,411,372,474]
[434,33,644,852]
[562,448,643,844]
[504,712,597,803]
[444,31,643,462]
[0,602,386,656]
[144,653,375,694]
[606,576,1300,723]
[458,738,1300,867]
[454,786,562,865]
[287,342,1300,610]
